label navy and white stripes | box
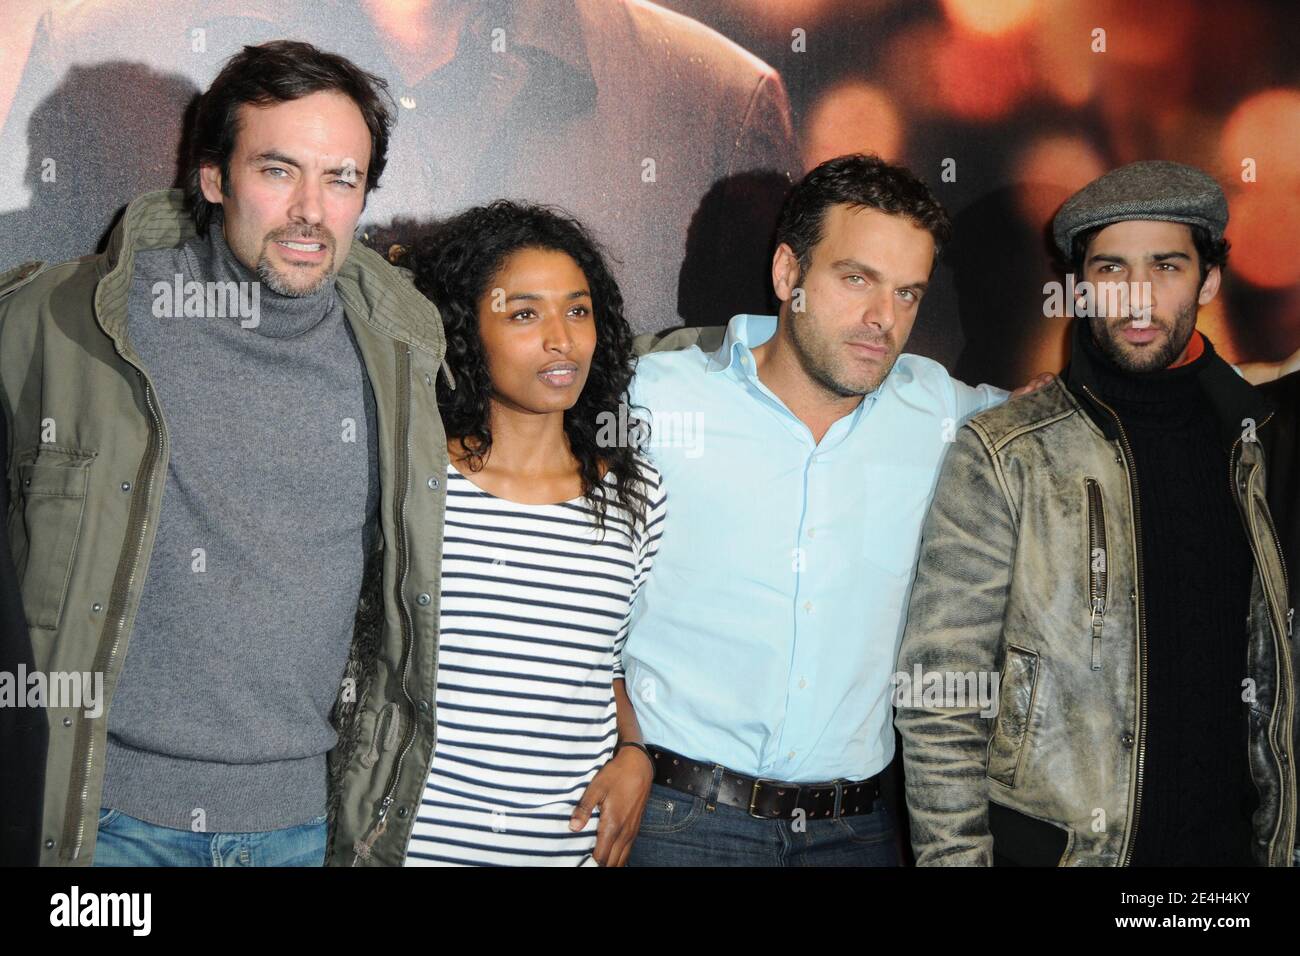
[403,458,666,866]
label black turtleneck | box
[1077,327,1256,866]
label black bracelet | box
[614,740,655,772]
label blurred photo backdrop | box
[1,0,1297,386]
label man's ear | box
[772,242,801,304]
[1197,264,1222,305]
[198,164,224,205]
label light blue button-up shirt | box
[623,314,1007,782]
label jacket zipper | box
[353,345,418,864]
[1080,385,1147,866]
[1085,478,1108,670]
[1230,424,1296,864]
[63,369,164,860]
[1252,484,1291,626]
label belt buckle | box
[749,777,800,819]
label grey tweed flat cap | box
[1052,159,1228,260]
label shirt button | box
[798,677,807,689]
[787,751,796,760]
[803,601,813,613]
[807,528,816,538]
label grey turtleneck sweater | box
[102,215,380,832]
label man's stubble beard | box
[256,228,339,297]
[787,302,898,399]
[1090,297,1197,373]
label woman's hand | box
[569,745,655,866]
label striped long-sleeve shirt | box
[403,457,666,866]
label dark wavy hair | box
[392,201,650,534]
[184,40,396,234]
[776,153,953,275]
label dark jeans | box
[628,773,901,867]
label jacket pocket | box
[15,455,91,630]
[989,801,1072,866]
[359,701,402,770]
[987,645,1040,788]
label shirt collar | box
[706,313,778,374]
[707,312,883,435]
[489,0,595,83]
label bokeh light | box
[802,82,904,170]
[931,29,1035,122]
[1012,135,1108,231]
[941,0,1038,37]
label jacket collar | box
[1063,317,1274,448]
[94,189,443,360]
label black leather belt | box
[647,745,880,819]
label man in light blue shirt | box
[622,154,1038,866]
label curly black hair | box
[390,201,651,535]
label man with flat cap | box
[896,160,1296,866]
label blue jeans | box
[628,778,901,866]
[92,807,328,867]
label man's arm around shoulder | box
[895,422,1017,865]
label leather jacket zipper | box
[1229,421,1296,864]
[353,345,419,865]
[1080,385,1147,866]
[1085,478,1108,670]
[63,368,165,860]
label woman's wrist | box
[613,740,655,774]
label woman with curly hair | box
[391,201,666,867]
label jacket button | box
[396,806,409,819]
[44,839,54,849]
[418,699,430,712]
[92,603,103,613]
[1121,732,1135,748]
[62,716,72,727]
[416,593,431,606]
[120,481,131,492]
[427,477,440,490]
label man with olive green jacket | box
[0,178,456,865]
[0,37,466,868]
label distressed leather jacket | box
[895,327,1296,866]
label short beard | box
[256,255,335,297]
[786,304,895,398]
[1090,298,1197,373]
